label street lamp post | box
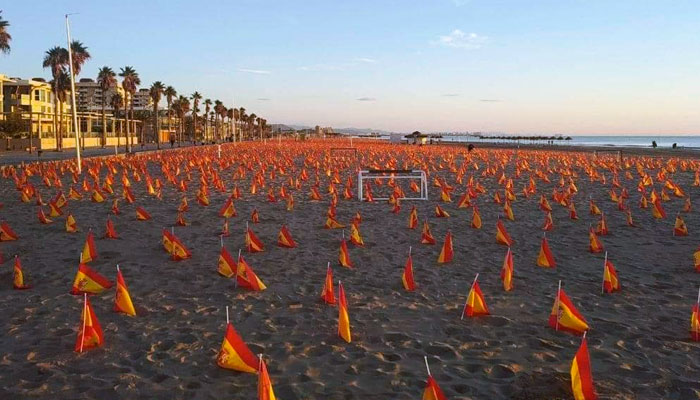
[65,14,81,174]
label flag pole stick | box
[79,293,87,353]
[602,252,608,294]
[117,264,120,273]
[424,356,431,376]
[235,249,241,288]
[555,280,561,331]
[220,235,223,248]
[409,246,412,257]
[226,306,229,325]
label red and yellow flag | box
[602,258,620,293]
[674,215,688,236]
[408,206,418,229]
[136,206,151,221]
[422,375,447,400]
[463,277,489,317]
[71,263,113,295]
[257,357,278,400]
[402,249,416,291]
[219,198,237,218]
[75,295,104,352]
[277,225,296,248]
[652,199,666,219]
[37,207,52,224]
[549,286,589,335]
[81,232,98,263]
[434,205,450,218]
[325,215,345,229]
[0,222,18,241]
[338,281,351,343]
[471,205,482,229]
[691,303,700,342]
[500,248,514,291]
[236,255,267,291]
[321,265,336,304]
[217,322,258,373]
[66,213,78,233]
[105,218,118,239]
[13,256,31,290]
[114,267,136,316]
[571,336,597,400]
[537,236,556,268]
[338,238,353,268]
[246,226,265,253]
[437,231,453,264]
[496,219,513,246]
[693,246,700,272]
[218,247,236,277]
[421,220,436,244]
[349,223,364,246]
[588,228,604,253]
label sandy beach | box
[1,139,699,399]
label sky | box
[2,0,699,135]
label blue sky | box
[2,0,699,134]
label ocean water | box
[385,135,700,149]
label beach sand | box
[0,139,698,399]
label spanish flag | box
[549,285,589,335]
[136,206,151,221]
[437,231,453,264]
[217,321,258,373]
[37,207,52,224]
[674,215,688,236]
[570,336,597,400]
[691,302,700,342]
[503,201,515,221]
[276,225,296,248]
[49,201,63,217]
[421,220,436,244]
[350,223,364,246]
[251,208,260,223]
[652,199,666,219]
[236,255,267,291]
[537,236,556,268]
[66,213,78,233]
[339,238,353,268]
[170,234,192,261]
[408,206,418,229]
[219,198,237,218]
[114,266,136,316]
[569,203,579,220]
[71,263,113,295]
[462,275,489,317]
[540,195,552,211]
[595,214,608,236]
[602,257,620,293]
[111,198,120,215]
[434,205,450,218]
[471,205,482,229]
[338,281,351,343]
[325,216,345,229]
[246,226,264,253]
[162,229,175,254]
[81,232,98,263]
[496,220,513,246]
[178,196,189,212]
[500,248,514,291]
[105,218,118,239]
[91,188,105,203]
[542,212,553,231]
[589,199,601,215]
[321,264,336,304]
[175,211,188,226]
[13,256,31,290]
[257,357,278,400]
[402,248,416,291]
[218,247,236,277]
[75,295,104,352]
[422,367,447,400]
[588,228,604,253]
[694,246,700,272]
[0,222,18,241]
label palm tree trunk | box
[155,106,160,150]
[53,86,59,151]
[101,102,107,148]
[125,98,131,153]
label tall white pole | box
[65,15,81,174]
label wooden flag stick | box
[696,286,700,306]
[226,306,230,324]
[555,280,562,331]
[409,246,412,257]
[424,356,431,376]
[220,235,223,248]
[79,293,87,353]
[116,264,120,273]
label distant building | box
[1,75,70,137]
[131,88,152,111]
[76,78,125,113]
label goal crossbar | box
[358,169,428,201]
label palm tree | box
[226,108,234,140]
[212,100,223,141]
[110,93,123,147]
[164,86,176,145]
[176,96,190,143]
[149,81,165,149]
[43,46,68,150]
[233,108,240,141]
[0,11,11,54]
[51,72,71,147]
[238,107,247,140]
[203,99,212,141]
[96,66,116,148]
[66,41,90,150]
[190,92,202,142]
[119,66,140,152]
[249,113,257,140]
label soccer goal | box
[357,169,428,201]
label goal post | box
[357,169,428,201]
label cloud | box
[355,57,377,63]
[238,68,271,75]
[479,99,502,102]
[257,98,271,101]
[435,29,487,49]
[356,97,376,102]
[442,93,460,97]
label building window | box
[34,90,40,101]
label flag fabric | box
[0,222,18,241]
[251,209,260,223]
[66,213,78,233]
[246,227,265,253]
[81,232,98,263]
[257,358,278,400]
[325,216,345,229]
[114,268,136,316]
[338,282,352,343]
[37,207,52,224]
[338,239,353,268]
[694,247,700,272]
[589,228,604,253]
[496,220,513,246]
[219,198,237,218]
[537,236,556,268]
[500,248,514,291]
[542,212,554,231]
[321,265,336,304]
[218,247,236,277]
[421,221,436,244]
[691,304,700,342]
[402,251,416,291]
[422,375,448,400]
[408,206,418,229]
[652,199,666,219]
[463,280,489,317]
[236,255,267,291]
[277,225,297,248]
[13,257,31,290]
[217,322,258,373]
[136,206,151,221]
[603,259,620,293]
[105,218,118,239]
[471,205,482,229]
[549,288,589,335]
[435,205,450,218]
[570,337,597,400]
[437,231,453,264]
[75,296,104,352]
[350,223,364,246]
[674,215,689,236]
[71,263,113,294]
